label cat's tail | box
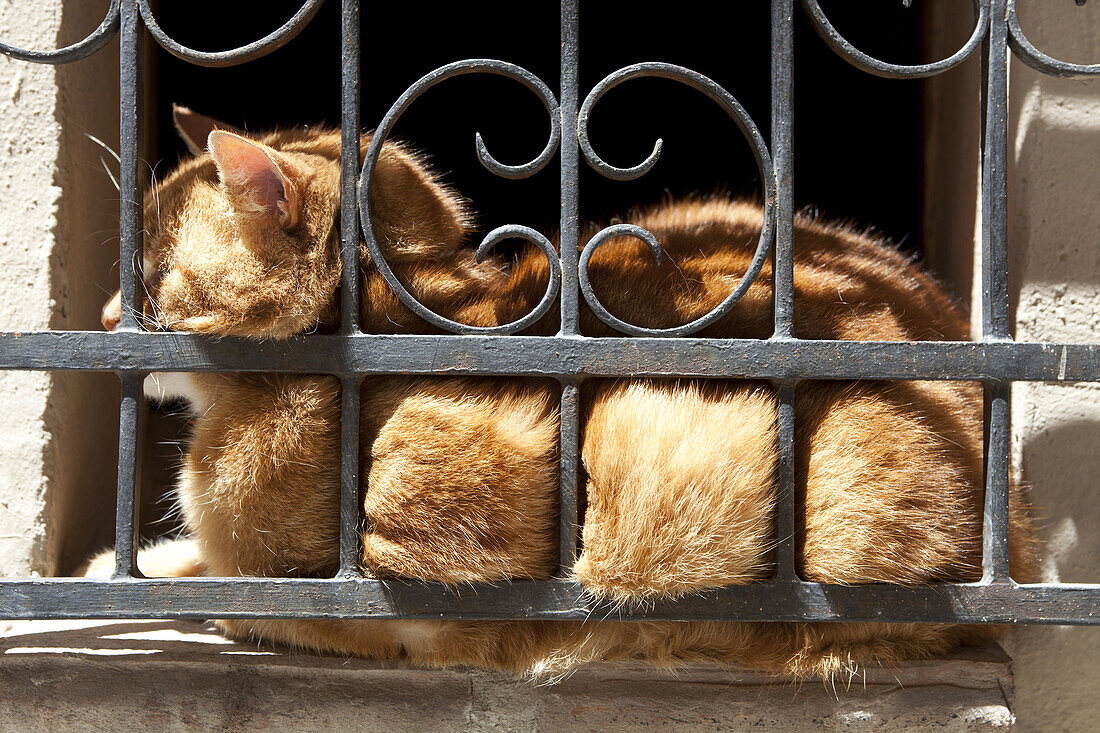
[521,620,998,683]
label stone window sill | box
[0,619,1016,731]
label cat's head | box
[101,106,471,338]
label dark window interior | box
[152,0,924,253]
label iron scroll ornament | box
[358,59,563,336]
[1007,0,1100,79]
[800,0,988,79]
[138,0,325,68]
[577,63,776,338]
[0,0,119,64]
[804,0,1098,81]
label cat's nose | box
[101,290,121,331]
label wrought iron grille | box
[0,0,1097,625]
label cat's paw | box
[133,537,204,577]
[76,549,117,578]
[74,538,204,579]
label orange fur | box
[86,108,1040,680]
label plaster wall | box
[0,0,120,576]
[0,0,64,576]
[1003,6,1100,732]
[925,3,1100,732]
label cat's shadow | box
[1018,416,1100,584]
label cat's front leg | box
[175,374,343,579]
[143,372,210,414]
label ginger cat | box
[86,106,1039,679]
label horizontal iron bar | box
[0,578,1096,624]
[0,331,1098,381]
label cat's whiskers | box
[84,132,120,164]
[120,301,157,331]
[253,532,277,558]
[98,156,120,192]
[127,248,167,329]
[154,497,185,519]
[142,293,167,329]
[85,132,122,193]
[86,227,121,239]
[91,237,122,255]
[123,302,161,332]
[144,159,163,230]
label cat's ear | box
[208,130,299,229]
[366,140,473,260]
[173,104,238,156]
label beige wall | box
[1004,6,1100,733]
[926,4,1100,732]
[0,1,61,575]
[0,1,120,576]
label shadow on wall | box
[1018,414,1100,585]
[1010,85,1100,336]
[46,1,124,576]
[1003,8,1100,723]
[1009,413,1100,732]
[1009,75,1100,584]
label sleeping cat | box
[86,106,1039,679]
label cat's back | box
[582,197,969,343]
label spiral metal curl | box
[1008,0,1100,79]
[358,60,562,335]
[0,0,119,64]
[577,63,775,338]
[138,0,325,68]
[801,0,987,79]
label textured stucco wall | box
[0,1,120,576]
[44,2,123,576]
[0,1,64,576]
[1002,5,1100,732]
[926,4,1100,732]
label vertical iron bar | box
[340,0,361,336]
[982,383,1012,583]
[559,0,580,339]
[559,0,580,337]
[113,0,144,578]
[771,0,795,340]
[557,0,581,571]
[980,0,1012,583]
[773,382,798,580]
[114,372,145,578]
[339,375,364,576]
[117,0,143,332]
[981,0,1010,341]
[558,379,580,572]
[771,0,798,582]
[337,0,364,579]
